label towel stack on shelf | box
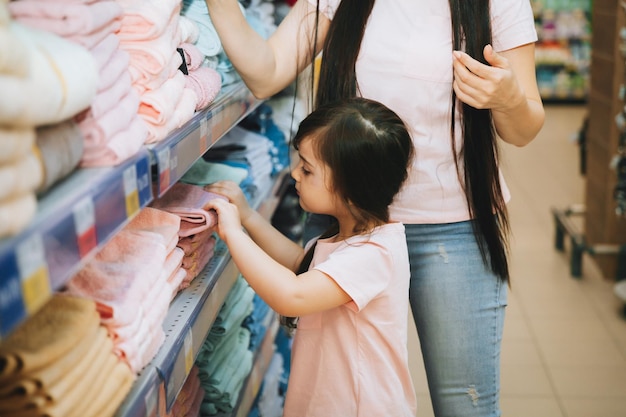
[0,295,135,417]
[0,1,97,237]
[64,207,185,373]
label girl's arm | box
[205,180,303,271]
[452,43,545,147]
[206,198,351,317]
[204,0,330,99]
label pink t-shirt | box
[309,0,538,223]
[283,222,416,417]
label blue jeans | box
[406,221,506,417]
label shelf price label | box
[183,330,194,375]
[199,116,209,153]
[73,196,97,258]
[144,382,158,417]
[211,109,224,143]
[16,234,50,314]
[123,164,140,217]
[157,147,171,195]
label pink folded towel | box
[186,66,221,110]
[8,0,123,40]
[150,183,227,237]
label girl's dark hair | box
[293,97,413,232]
[281,97,414,333]
[310,0,510,283]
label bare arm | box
[205,180,303,270]
[204,0,330,99]
[206,197,351,317]
[452,43,545,147]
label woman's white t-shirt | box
[308,0,538,224]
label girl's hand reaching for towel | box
[203,198,244,243]
[204,181,254,224]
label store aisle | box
[407,105,626,417]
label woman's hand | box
[204,181,254,224]
[452,44,524,112]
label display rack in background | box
[532,0,592,102]
[552,0,626,319]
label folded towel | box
[176,227,214,256]
[0,151,44,201]
[180,159,249,187]
[0,295,100,383]
[35,120,83,194]
[80,359,134,417]
[0,192,37,238]
[79,112,147,167]
[8,0,123,41]
[116,0,181,42]
[126,206,181,244]
[185,66,221,110]
[0,126,35,165]
[0,22,98,127]
[96,47,131,92]
[178,15,199,44]
[65,228,168,327]
[150,182,227,237]
[0,325,102,411]
[0,22,30,77]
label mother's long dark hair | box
[309,0,510,283]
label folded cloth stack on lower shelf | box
[0,2,98,237]
[63,206,186,373]
[0,294,135,417]
[248,352,286,417]
[195,275,257,415]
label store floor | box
[407,105,626,417]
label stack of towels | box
[64,206,186,373]
[0,294,135,417]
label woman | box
[204,0,545,415]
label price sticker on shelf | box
[211,109,224,143]
[157,147,171,195]
[73,196,97,258]
[144,383,158,417]
[123,164,140,217]
[183,330,194,375]
[199,117,209,153]
[16,234,50,314]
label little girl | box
[204,97,417,416]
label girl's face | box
[291,137,340,216]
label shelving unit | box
[0,80,291,416]
[532,0,592,102]
[114,166,290,417]
[0,148,153,338]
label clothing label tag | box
[177,48,188,75]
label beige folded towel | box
[0,127,35,165]
[0,151,44,201]
[35,121,84,194]
[0,192,37,238]
[0,295,100,382]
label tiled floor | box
[407,105,626,417]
